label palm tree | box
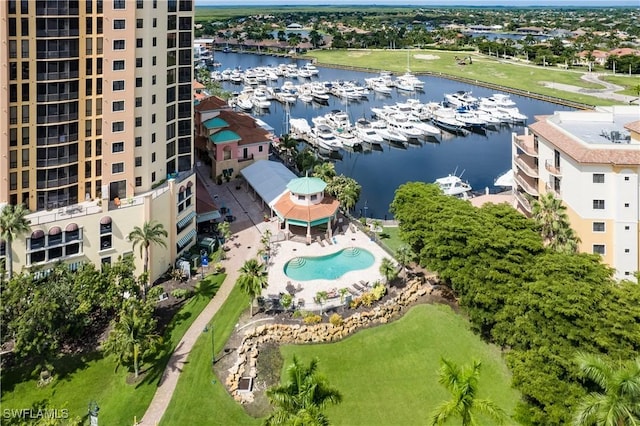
[431,358,506,426]
[217,220,231,249]
[395,245,415,284]
[128,220,167,296]
[573,352,640,426]
[312,162,337,184]
[315,291,328,315]
[103,298,162,379]
[379,257,398,284]
[531,192,580,253]
[237,258,268,316]
[265,356,342,426]
[277,134,299,166]
[0,204,31,280]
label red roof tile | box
[273,192,340,222]
[194,96,230,112]
[218,110,271,145]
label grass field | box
[304,49,619,107]
[161,302,519,425]
[280,304,520,426]
[1,274,225,425]
[378,226,402,254]
[601,74,640,97]
[159,283,259,426]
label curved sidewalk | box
[139,179,268,426]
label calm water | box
[212,52,572,218]
[283,247,375,281]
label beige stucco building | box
[1,0,197,281]
[512,106,640,280]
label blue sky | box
[199,0,638,6]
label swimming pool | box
[283,247,375,281]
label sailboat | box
[396,50,424,91]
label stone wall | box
[225,277,439,402]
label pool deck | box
[264,223,391,312]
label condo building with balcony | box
[1,0,197,281]
[512,106,640,280]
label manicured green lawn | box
[1,274,225,425]
[378,226,402,254]
[159,283,259,426]
[305,49,617,107]
[601,74,640,96]
[280,304,520,426]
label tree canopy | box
[390,182,640,425]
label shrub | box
[281,293,293,310]
[360,292,376,307]
[329,313,343,327]
[303,314,322,324]
[171,288,192,299]
[292,310,303,319]
[371,283,386,301]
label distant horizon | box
[198,0,639,7]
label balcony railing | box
[513,135,538,157]
[514,190,533,213]
[545,160,562,176]
[514,172,539,197]
[514,155,538,178]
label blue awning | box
[177,211,196,228]
[177,229,197,248]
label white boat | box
[370,120,408,145]
[455,109,486,129]
[334,127,361,149]
[355,119,385,146]
[302,62,320,76]
[494,169,514,189]
[312,124,342,151]
[370,82,393,95]
[401,114,441,137]
[444,91,478,107]
[486,93,516,108]
[385,115,424,139]
[435,174,473,199]
[235,96,253,111]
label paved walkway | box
[139,168,269,426]
[541,72,638,104]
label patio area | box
[261,219,391,312]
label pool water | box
[284,247,375,281]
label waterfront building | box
[512,106,640,280]
[194,96,272,182]
[1,0,196,281]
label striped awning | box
[177,229,197,248]
[177,211,196,228]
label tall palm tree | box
[0,204,31,279]
[379,257,398,284]
[128,220,168,296]
[312,162,337,184]
[531,192,580,253]
[431,358,506,426]
[573,352,640,426]
[265,356,342,426]
[237,258,268,316]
